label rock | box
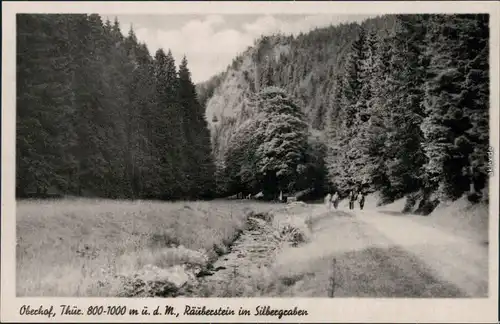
[247,217,268,230]
[119,264,196,297]
[144,264,192,287]
[189,265,203,277]
[249,212,274,223]
[196,269,214,277]
[213,243,228,256]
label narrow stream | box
[181,212,287,297]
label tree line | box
[326,14,489,207]
[17,14,490,207]
[16,14,215,199]
[201,14,489,207]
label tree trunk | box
[469,165,475,194]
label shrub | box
[280,224,307,247]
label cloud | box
[243,14,370,38]
[243,15,284,36]
[128,14,371,83]
[133,15,253,83]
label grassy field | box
[16,198,277,297]
[17,196,486,298]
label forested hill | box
[198,14,490,207]
[198,16,396,130]
[17,14,215,199]
[16,14,489,208]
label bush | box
[248,211,274,223]
[280,225,307,247]
[467,192,481,204]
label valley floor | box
[188,201,489,298]
[16,198,489,298]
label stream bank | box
[115,203,311,297]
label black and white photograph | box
[2,1,499,323]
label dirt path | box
[183,202,488,297]
[354,209,488,297]
[266,202,488,297]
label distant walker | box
[349,191,357,210]
[358,191,365,210]
[331,192,339,209]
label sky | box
[102,14,373,83]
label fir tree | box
[178,56,216,198]
[16,14,74,196]
[422,14,489,200]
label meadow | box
[15,194,488,298]
[16,198,277,297]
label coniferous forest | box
[17,14,490,209]
[17,14,215,199]
[201,14,490,209]
[14,12,493,302]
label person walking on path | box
[349,190,357,210]
[331,191,339,209]
[358,191,365,210]
[325,193,332,209]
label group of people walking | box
[325,190,365,210]
[325,192,340,209]
[348,190,365,210]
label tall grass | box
[16,198,274,297]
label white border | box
[2,2,499,323]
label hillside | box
[15,13,489,209]
[197,14,490,209]
[197,16,396,161]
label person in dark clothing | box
[358,191,365,210]
[349,190,356,210]
[331,192,339,209]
